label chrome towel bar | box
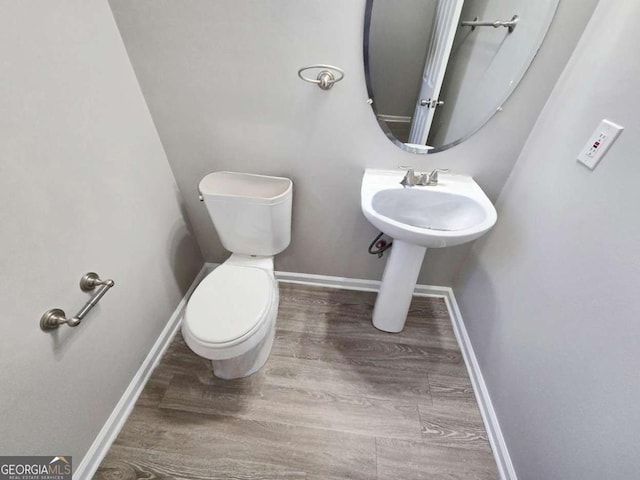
[40,272,115,331]
[460,15,519,33]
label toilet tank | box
[199,171,293,256]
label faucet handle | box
[429,168,450,182]
[399,166,416,187]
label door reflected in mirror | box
[364,0,559,154]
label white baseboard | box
[77,263,515,480]
[74,264,209,480]
[274,269,451,297]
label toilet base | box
[211,316,276,379]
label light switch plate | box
[577,119,624,170]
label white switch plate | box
[577,119,624,170]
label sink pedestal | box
[372,239,426,333]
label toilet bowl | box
[182,257,279,379]
[182,172,292,379]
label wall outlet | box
[577,119,624,170]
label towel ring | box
[298,64,345,90]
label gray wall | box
[108,0,595,287]
[0,0,202,466]
[454,1,640,477]
[368,0,437,117]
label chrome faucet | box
[400,167,449,187]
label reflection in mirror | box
[364,0,559,154]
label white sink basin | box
[361,169,497,248]
[361,169,497,333]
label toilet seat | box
[184,264,275,347]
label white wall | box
[430,0,559,146]
[0,0,202,467]
[454,1,640,478]
[108,0,596,287]
[368,0,437,117]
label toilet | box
[182,171,293,379]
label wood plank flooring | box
[94,283,498,479]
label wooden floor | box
[95,284,498,479]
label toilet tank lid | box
[199,171,292,204]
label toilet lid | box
[185,265,273,345]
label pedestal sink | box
[361,169,497,332]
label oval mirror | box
[364,0,559,154]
